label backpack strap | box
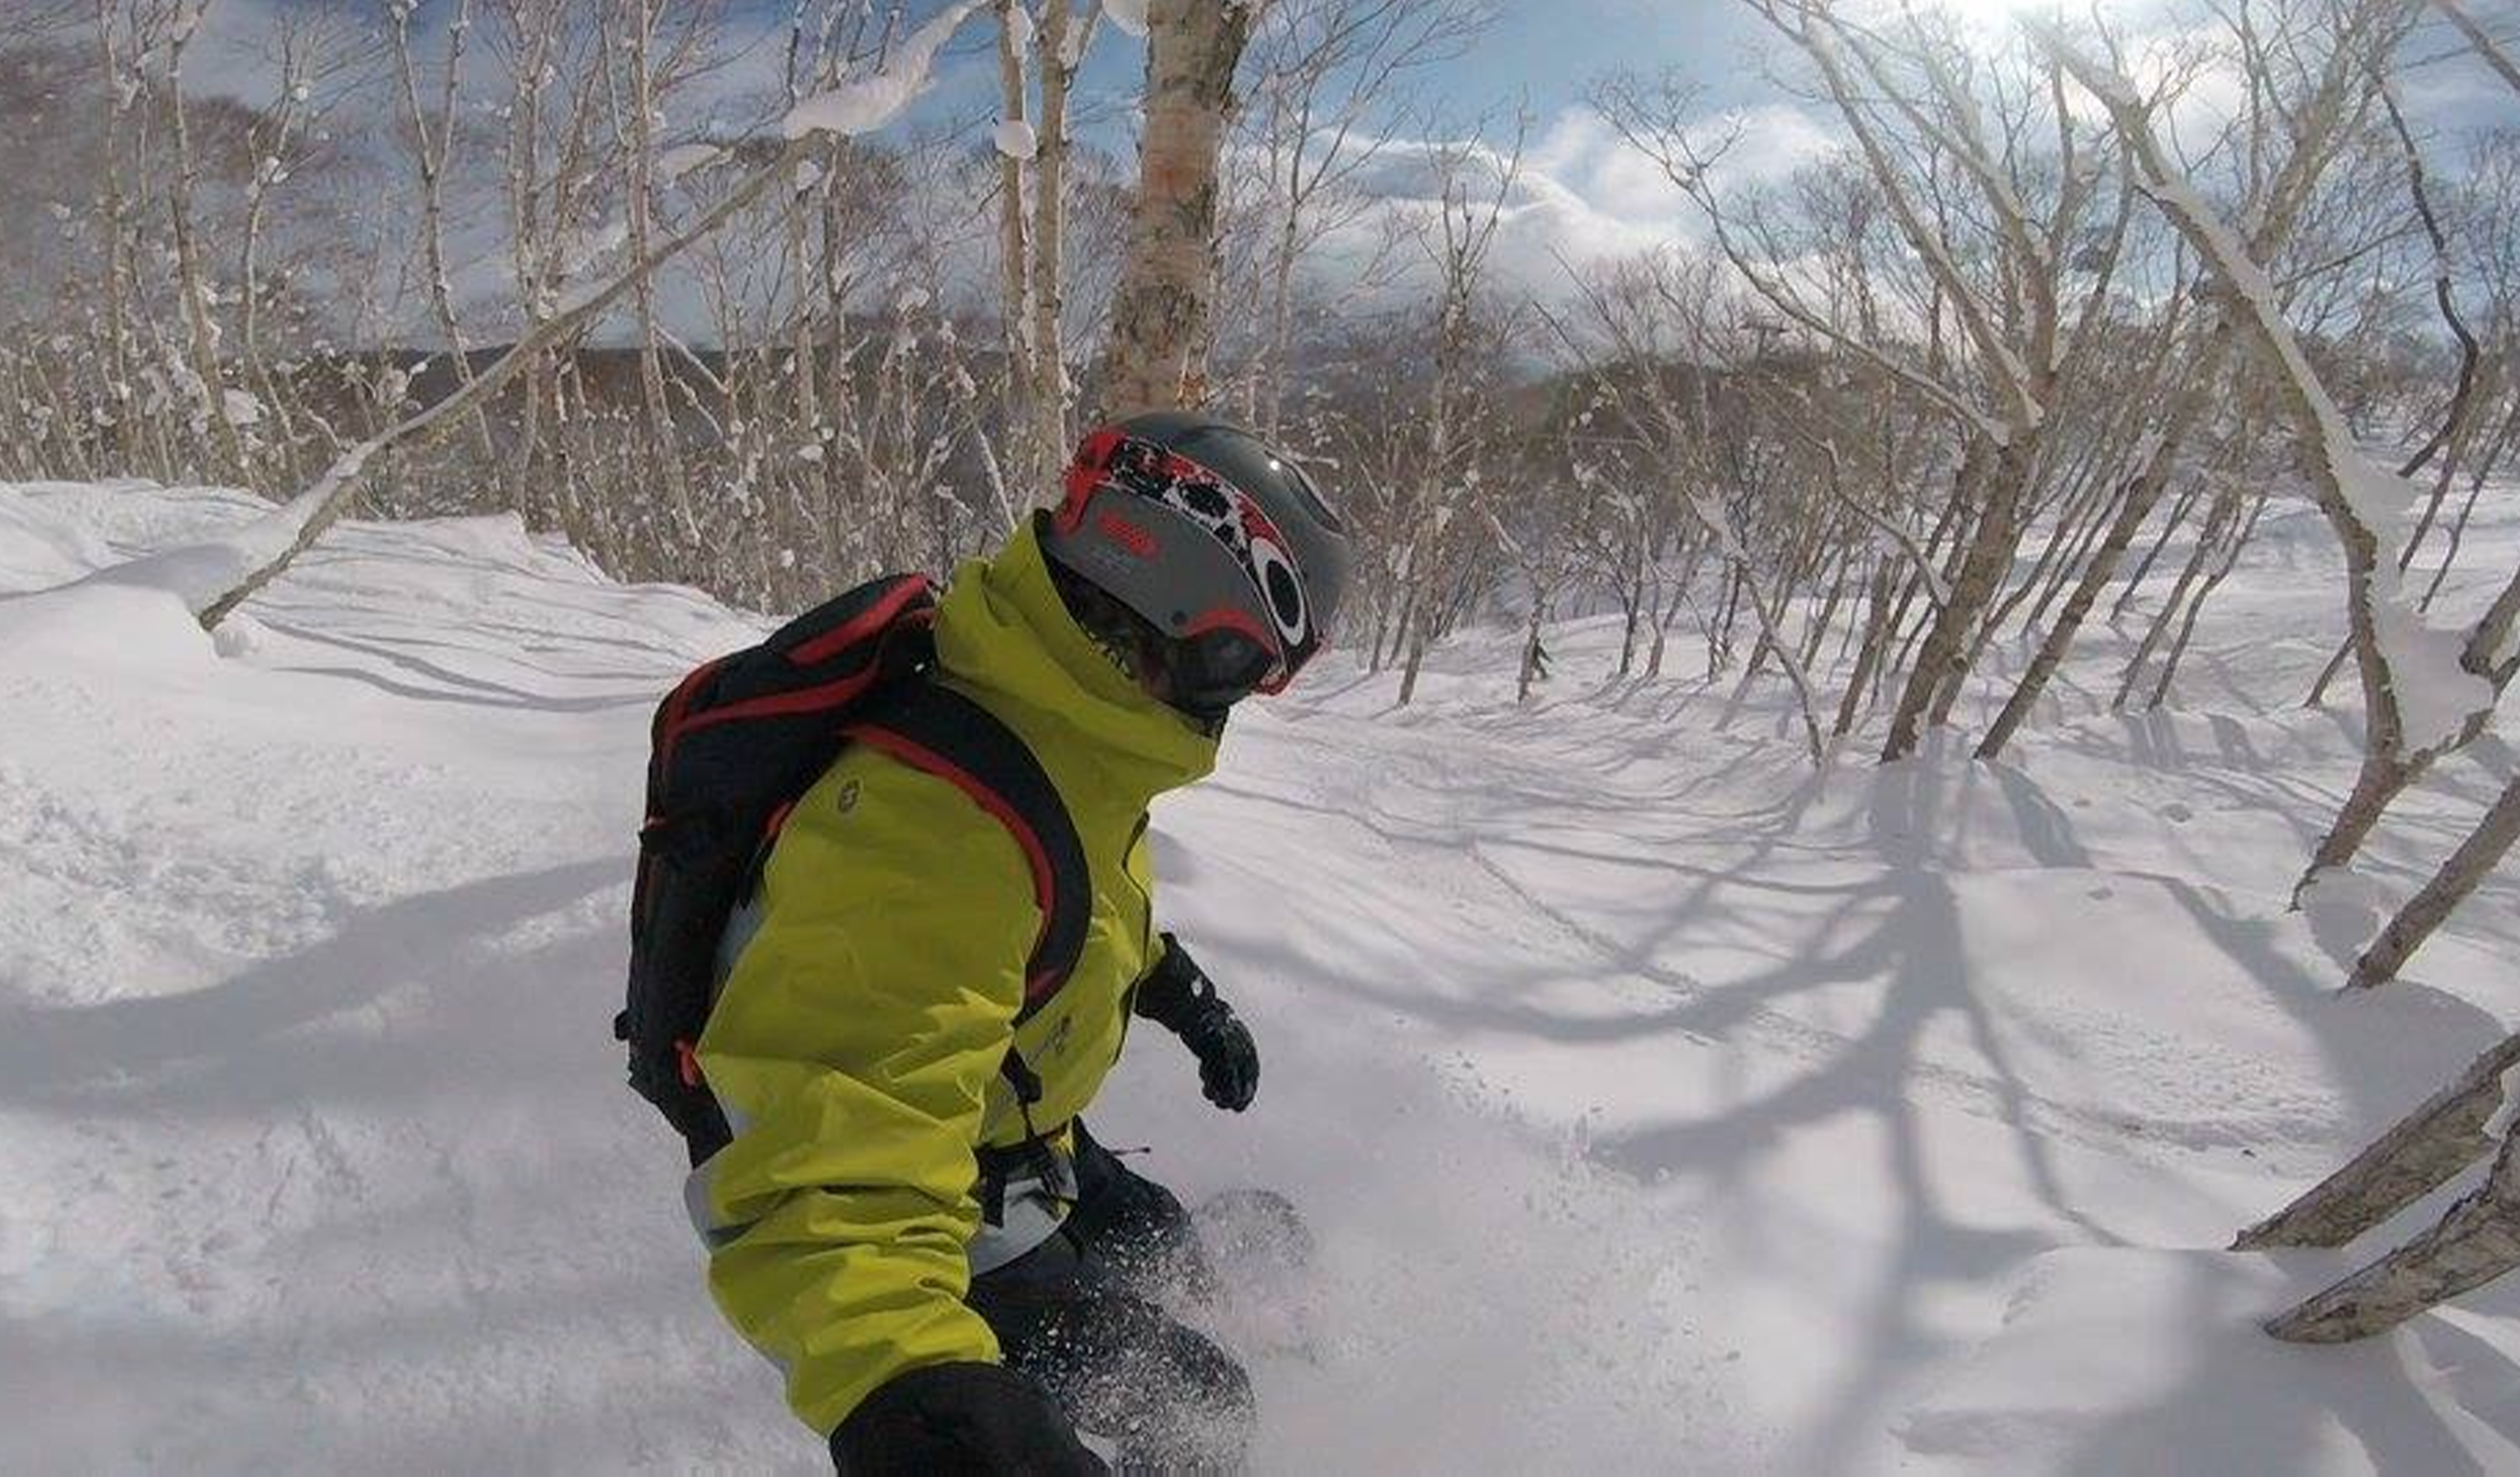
[843,683,1091,1019]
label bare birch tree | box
[1605,0,2117,760]
[1391,123,1524,706]
[163,0,252,483]
[1095,0,1257,417]
[991,0,1102,497]
[1233,0,1486,436]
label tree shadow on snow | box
[2032,1256,2520,1476]
[0,858,621,1105]
[1220,738,2509,1476]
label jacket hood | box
[933,516,1219,804]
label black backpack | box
[617,574,1088,1166]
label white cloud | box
[164,7,1858,336]
[1292,99,1838,307]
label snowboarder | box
[682,413,1352,1473]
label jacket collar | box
[934,517,1219,806]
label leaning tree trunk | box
[2110,475,2207,623]
[2349,770,2520,989]
[2144,491,2267,708]
[1977,334,2235,758]
[1883,432,2029,761]
[2113,481,2238,710]
[2237,1030,2520,1252]
[2288,556,2520,899]
[1093,0,1255,417]
[2032,17,2475,916]
[2266,1118,2520,1343]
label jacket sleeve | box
[690,751,1040,1437]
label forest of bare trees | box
[7,0,2520,1341]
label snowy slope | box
[5,479,2520,1474]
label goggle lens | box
[1168,628,1279,711]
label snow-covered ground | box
[5,477,2519,1474]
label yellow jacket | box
[687,518,1219,1436]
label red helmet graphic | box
[1042,412,1353,708]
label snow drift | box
[5,479,2520,1473]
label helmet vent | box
[1264,564,1304,628]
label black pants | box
[968,1124,1253,1470]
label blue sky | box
[1476,0,1766,112]
[211,0,2519,138]
[737,0,1769,158]
[217,0,1761,139]
[1002,0,1769,143]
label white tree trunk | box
[2237,1031,2520,1251]
[1094,0,1254,416]
[1029,2,1093,483]
[2350,773,2520,988]
[2266,1117,2520,1342]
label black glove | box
[1136,933,1259,1112]
[830,1362,1105,1475]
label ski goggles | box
[1161,623,1283,715]
[1061,429,1330,696]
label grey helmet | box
[1041,412,1353,712]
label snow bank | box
[0,578,217,679]
[7,476,2520,1472]
[0,483,114,591]
[45,443,383,621]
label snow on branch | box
[2026,19,2491,752]
[784,2,983,139]
[1787,14,2045,433]
[994,118,1040,161]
